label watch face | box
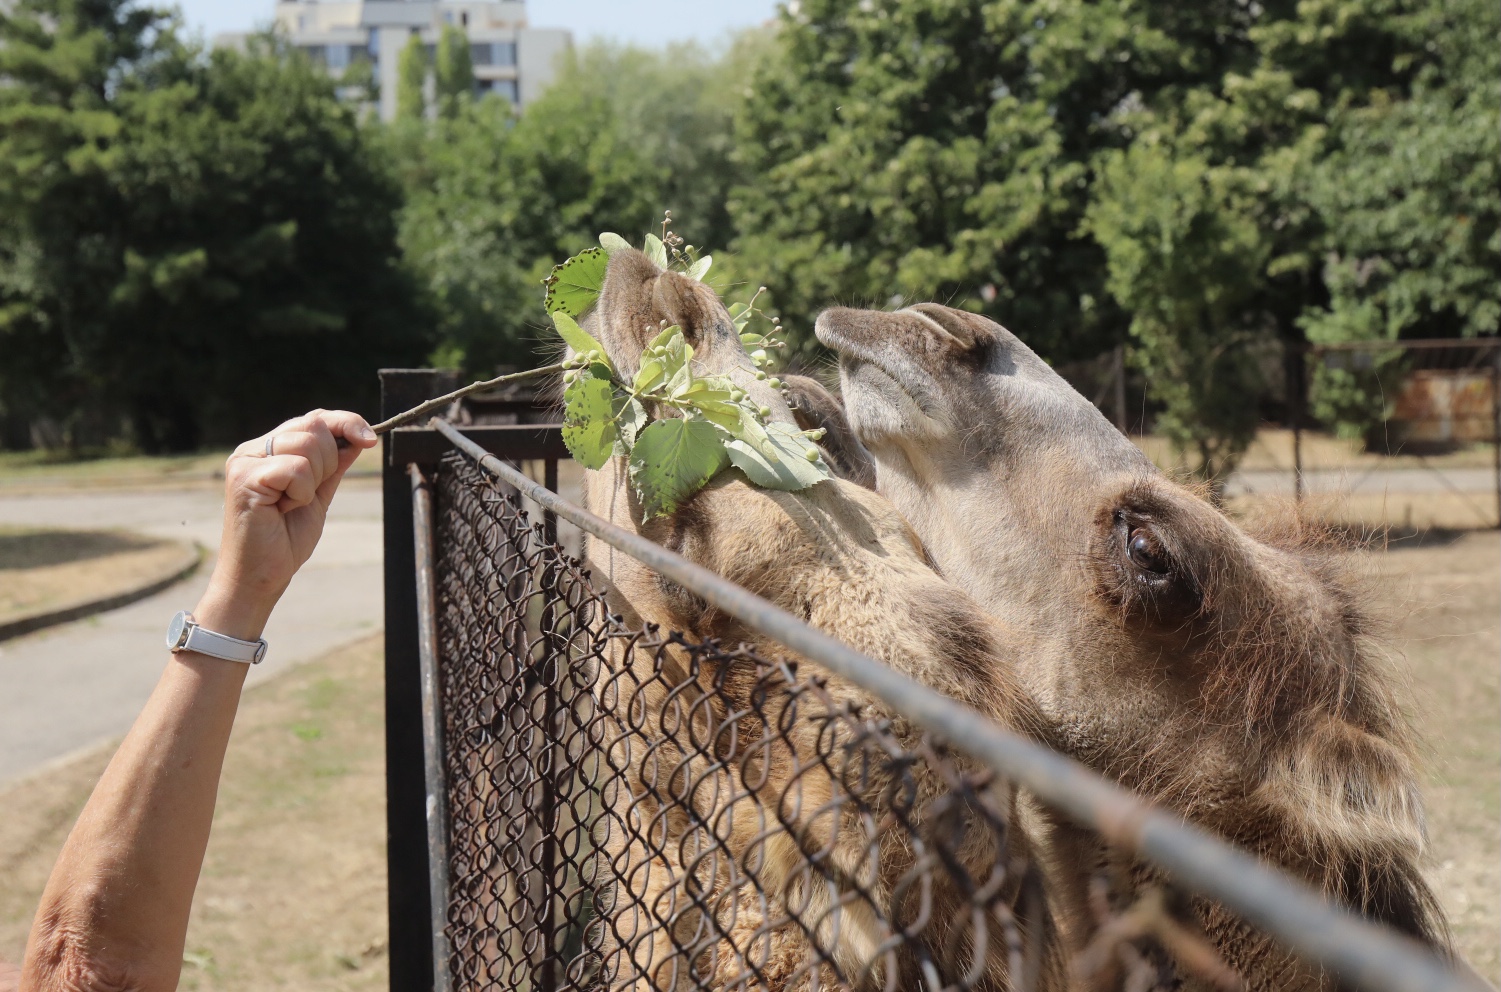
[166,611,188,650]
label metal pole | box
[429,415,1483,992]
[1293,344,1306,502]
[410,465,454,992]
[1491,351,1500,530]
[381,368,458,992]
[543,458,559,545]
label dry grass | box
[0,528,199,626]
[0,636,389,991]
[1376,532,1500,981]
[0,534,1493,987]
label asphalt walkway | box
[0,481,383,786]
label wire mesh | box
[429,450,1090,992]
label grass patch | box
[0,635,389,991]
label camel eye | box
[1127,528,1170,574]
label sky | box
[174,0,782,47]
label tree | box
[0,4,431,451]
[390,40,751,375]
[1086,145,1269,486]
[397,32,427,120]
[1295,0,1500,438]
[733,0,1494,474]
[434,25,473,119]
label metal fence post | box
[382,368,459,992]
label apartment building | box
[219,1,571,121]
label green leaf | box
[643,233,668,269]
[634,324,687,394]
[613,394,649,449]
[599,232,631,255]
[724,422,830,492]
[686,254,712,281]
[552,311,613,372]
[628,418,728,520]
[728,301,752,333]
[664,342,694,397]
[543,248,608,317]
[562,373,618,470]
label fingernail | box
[359,427,376,441]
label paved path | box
[0,481,384,786]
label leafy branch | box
[547,228,830,518]
[369,364,567,435]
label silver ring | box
[264,435,275,457]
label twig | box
[370,364,566,435]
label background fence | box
[378,369,1484,992]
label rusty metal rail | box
[423,415,1480,992]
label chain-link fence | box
[379,370,1480,992]
[428,449,1078,992]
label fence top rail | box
[425,415,1481,992]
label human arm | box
[21,410,378,992]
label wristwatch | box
[166,611,268,665]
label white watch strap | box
[181,621,267,664]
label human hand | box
[194,410,378,641]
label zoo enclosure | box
[378,368,1483,992]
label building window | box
[471,42,516,67]
[476,78,520,104]
[301,44,327,66]
[326,44,350,70]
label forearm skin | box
[21,589,268,992]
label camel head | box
[575,252,1007,699]
[816,303,1449,979]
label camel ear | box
[783,374,878,489]
[906,303,1002,352]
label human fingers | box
[241,453,319,511]
[258,430,335,487]
[300,410,377,504]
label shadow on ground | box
[0,529,165,570]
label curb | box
[0,542,205,642]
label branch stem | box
[371,364,566,435]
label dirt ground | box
[0,528,198,626]
[0,636,390,991]
[0,534,1494,987]
[1375,531,1500,980]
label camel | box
[814,302,1465,990]
[569,250,1067,992]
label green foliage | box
[389,40,754,376]
[1296,0,1500,437]
[542,248,608,317]
[1087,144,1268,482]
[396,33,427,121]
[434,25,474,120]
[628,419,728,519]
[550,238,828,518]
[0,4,430,451]
[730,0,1498,475]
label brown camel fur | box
[572,251,1066,992]
[815,303,1461,990]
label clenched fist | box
[194,410,378,641]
